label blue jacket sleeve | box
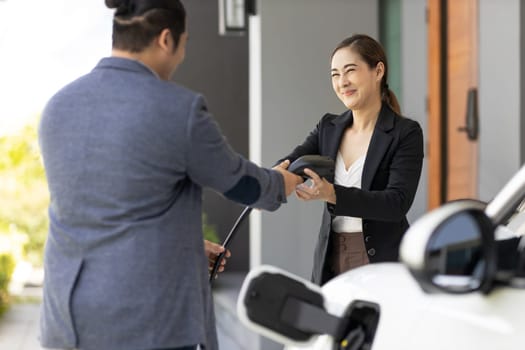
[185,95,286,211]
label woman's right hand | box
[295,168,336,204]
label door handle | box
[457,88,479,141]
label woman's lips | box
[343,90,355,96]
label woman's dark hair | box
[105,0,186,53]
[332,34,401,114]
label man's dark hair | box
[105,0,186,53]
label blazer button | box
[367,248,376,256]
[365,235,371,243]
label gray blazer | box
[38,57,286,350]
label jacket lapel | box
[361,105,395,190]
[326,110,353,160]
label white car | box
[237,167,525,349]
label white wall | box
[478,0,522,200]
[401,0,428,222]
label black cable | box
[209,206,253,284]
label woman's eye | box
[331,73,339,78]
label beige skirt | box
[330,231,370,276]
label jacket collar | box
[329,103,396,190]
[95,57,161,79]
[330,103,396,132]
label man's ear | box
[157,28,173,53]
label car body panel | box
[285,263,525,349]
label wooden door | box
[428,0,479,208]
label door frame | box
[428,0,479,208]
[428,0,448,209]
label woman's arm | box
[297,121,424,222]
[331,122,424,221]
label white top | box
[331,152,365,233]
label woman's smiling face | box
[330,47,383,110]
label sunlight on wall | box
[0,0,113,136]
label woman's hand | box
[204,239,231,275]
[295,168,336,204]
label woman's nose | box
[338,75,349,88]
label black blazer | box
[280,104,424,285]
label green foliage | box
[0,254,16,316]
[0,118,49,266]
[202,213,219,243]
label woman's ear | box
[376,61,385,81]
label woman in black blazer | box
[278,34,424,285]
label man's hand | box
[204,239,231,275]
[273,159,303,197]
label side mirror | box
[401,200,496,294]
[237,266,344,347]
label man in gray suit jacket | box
[38,1,302,349]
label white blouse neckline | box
[337,152,366,174]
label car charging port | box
[336,300,380,350]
